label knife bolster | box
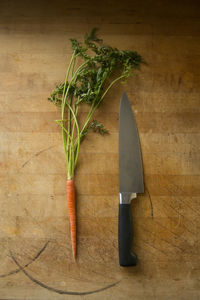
[119,192,137,204]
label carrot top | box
[48,28,144,180]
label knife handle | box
[118,203,137,266]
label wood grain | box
[0,0,200,299]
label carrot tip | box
[73,251,76,260]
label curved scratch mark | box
[20,145,55,169]
[0,241,49,278]
[10,251,120,296]
[145,185,154,219]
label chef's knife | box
[118,92,144,267]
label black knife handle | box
[118,203,137,266]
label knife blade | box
[118,92,144,267]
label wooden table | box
[0,0,200,299]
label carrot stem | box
[66,179,76,260]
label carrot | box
[48,29,144,260]
[66,179,76,260]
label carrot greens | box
[48,28,144,179]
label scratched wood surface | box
[0,0,200,299]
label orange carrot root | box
[66,179,76,260]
